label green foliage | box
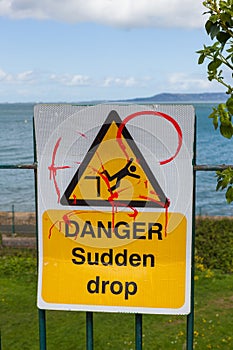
[197,0,233,203]
[216,167,233,202]
[208,102,233,137]
[197,0,233,136]
[0,250,37,278]
[195,218,233,273]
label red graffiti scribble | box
[73,194,77,205]
[139,195,170,237]
[138,195,164,207]
[116,110,183,165]
[108,191,119,201]
[144,180,148,189]
[48,137,71,203]
[110,201,116,229]
[77,131,87,138]
[127,206,138,219]
[107,176,138,220]
[48,221,58,239]
[49,210,90,239]
[63,214,71,226]
[96,151,114,195]
[96,151,106,173]
[150,190,157,196]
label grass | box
[0,247,233,349]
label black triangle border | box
[60,110,168,208]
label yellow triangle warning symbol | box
[60,110,169,208]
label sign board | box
[34,104,195,314]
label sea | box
[0,102,232,216]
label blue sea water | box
[0,103,232,215]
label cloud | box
[168,72,220,91]
[0,0,205,28]
[1,68,140,89]
[16,70,34,81]
[103,76,137,87]
[0,69,8,80]
[0,68,35,83]
[50,74,91,86]
[50,74,148,88]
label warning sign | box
[34,104,195,315]
[60,110,168,208]
[42,210,186,308]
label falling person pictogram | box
[100,158,140,192]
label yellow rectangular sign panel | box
[40,210,187,312]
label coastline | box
[0,211,36,226]
[0,211,232,233]
[0,211,232,249]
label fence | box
[0,124,232,350]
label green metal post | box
[135,314,142,350]
[186,114,197,350]
[33,117,47,350]
[11,204,15,236]
[186,187,195,349]
[86,312,94,350]
[39,309,47,350]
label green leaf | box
[217,168,232,190]
[216,181,222,191]
[226,47,233,53]
[205,20,213,34]
[216,31,231,45]
[210,23,220,39]
[205,20,220,39]
[226,186,233,203]
[209,14,219,24]
[226,96,233,114]
[208,108,217,118]
[207,58,222,71]
[220,124,233,138]
[198,53,205,64]
[208,109,219,129]
[220,12,231,24]
[213,115,219,129]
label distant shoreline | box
[0,92,227,105]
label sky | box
[0,0,226,103]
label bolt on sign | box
[34,104,195,314]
